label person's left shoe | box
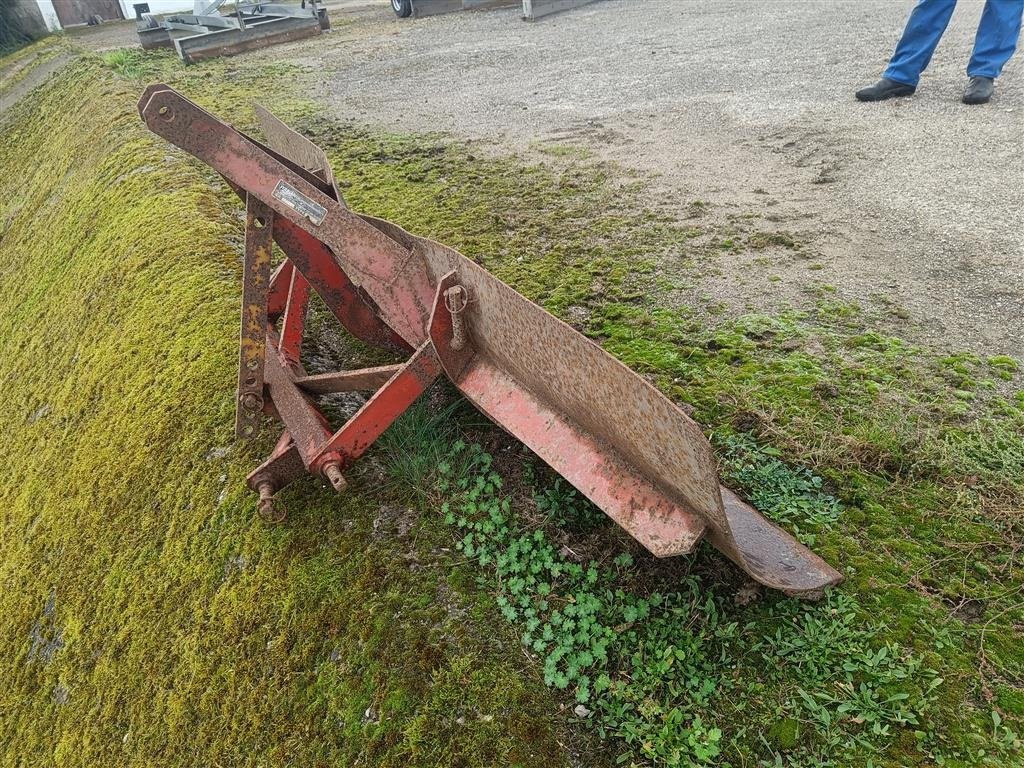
[962,76,995,105]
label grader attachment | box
[138,85,842,598]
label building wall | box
[118,0,196,19]
[0,0,57,45]
[50,0,124,26]
[33,0,63,32]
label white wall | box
[117,0,196,19]
[34,0,63,31]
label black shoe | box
[962,76,994,104]
[855,77,917,102]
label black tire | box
[392,0,412,18]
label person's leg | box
[967,0,1024,78]
[884,0,960,86]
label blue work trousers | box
[884,0,1024,86]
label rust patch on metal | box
[294,365,406,394]
[235,195,274,439]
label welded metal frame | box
[232,212,444,522]
[138,84,843,599]
[137,0,325,62]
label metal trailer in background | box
[390,0,515,19]
[390,0,600,20]
[138,0,328,64]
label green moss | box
[0,56,583,768]
[0,35,68,86]
[747,230,800,250]
[989,355,1020,381]
[767,717,802,751]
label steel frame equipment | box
[138,0,327,63]
[138,85,843,599]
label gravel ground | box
[65,0,1024,356]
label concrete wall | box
[35,0,63,31]
[0,0,55,47]
[522,0,599,20]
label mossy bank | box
[1,41,1022,768]
[0,48,590,768]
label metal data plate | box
[272,180,328,226]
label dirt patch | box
[240,0,1023,358]
[0,50,73,120]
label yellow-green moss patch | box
[0,56,583,768]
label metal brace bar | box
[293,364,406,394]
[235,195,274,439]
[279,267,311,365]
[267,259,294,319]
[311,342,442,469]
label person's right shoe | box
[855,77,917,102]
[962,76,995,104]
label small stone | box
[53,683,70,705]
[733,581,762,607]
[573,704,593,718]
[28,404,51,424]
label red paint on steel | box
[311,342,442,469]
[467,360,708,555]
[294,365,407,394]
[138,86,435,347]
[271,217,409,353]
[262,338,336,469]
[139,85,843,598]
[246,430,306,496]
[279,267,311,366]
[235,196,274,439]
[267,260,294,319]
[428,272,706,556]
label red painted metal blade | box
[427,272,706,556]
[140,86,843,598]
[420,261,843,597]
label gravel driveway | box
[67,0,1024,356]
[308,0,1024,357]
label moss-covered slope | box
[2,38,1022,768]
[0,55,579,768]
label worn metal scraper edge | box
[137,84,843,599]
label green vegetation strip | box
[0,41,1021,768]
[302,68,1024,768]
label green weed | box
[99,48,157,79]
[421,438,963,767]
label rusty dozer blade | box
[138,84,842,598]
